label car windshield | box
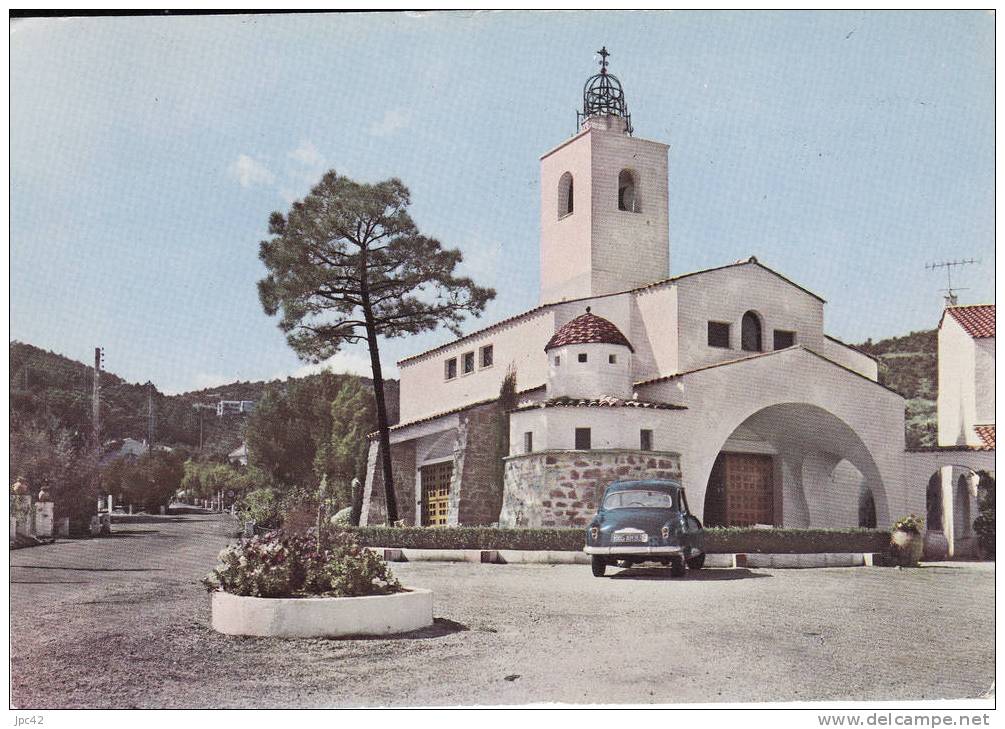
[603,489,676,510]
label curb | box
[369,547,883,568]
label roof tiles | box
[945,305,995,338]
[545,310,633,352]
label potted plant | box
[202,527,432,638]
[889,514,925,567]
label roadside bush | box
[237,488,282,529]
[202,528,400,598]
[347,525,891,554]
[973,471,995,559]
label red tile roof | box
[944,305,995,338]
[545,309,633,352]
[974,424,995,450]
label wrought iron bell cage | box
[576,46,633,135]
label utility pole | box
[147,383,156,447]
[926,258,978,307]
[193,403,214,451]
[92,347,104,454]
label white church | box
[361,50,993,537]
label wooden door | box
[420,461,453,527]
[724,453,774,526]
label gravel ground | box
[9,512,995,708]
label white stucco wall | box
[509,406,682,455]
[821,337,878,380]
[587,121,670,298]
[937,316,978,446]
[671,263,826,375]
[396,309,556,425]
[636,347,908,528]
[539,117,669,304]
[632,285,679,381]
[540,130,594,304]
[546,342,633,399]
[974,336,995,425]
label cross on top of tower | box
[597,46,610,74]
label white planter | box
[210,588,433,638]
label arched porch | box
[699,403,890,528]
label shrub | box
[331,507,352,526]
[973,471,995,559]
[891,514,924,534]
[237,488,282,529]
[202,528,401,598]
[347,525,891,555]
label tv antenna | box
[925,258,978,306]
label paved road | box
[10,512,996,708]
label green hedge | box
[348,526,583,551]
[347,525,891,554]
[704,527,890,554]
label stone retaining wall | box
[500,449,682,527]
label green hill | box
[854,329,937,449]
[9,341,398,459]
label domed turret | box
[545,308,634,399]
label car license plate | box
[613,532,648,543]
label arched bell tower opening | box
[558,172,574,218]
[539,47,670,304]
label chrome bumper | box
[583,545,685,556]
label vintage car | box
[583,479,705,577]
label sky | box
[10,11,995,394]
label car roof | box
[604,479,683,494]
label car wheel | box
[687,553,705,570]
[670,557,686,577]
[591,556,607,577]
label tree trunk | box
[358,246,399,525]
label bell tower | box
[539,48,670,304]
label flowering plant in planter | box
[202,528,401,598]
[889,514,925,567]
[891,514,924,534]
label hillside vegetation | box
[9,341,398,459]
[855,329,937,449]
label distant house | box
[216,400,256,417]
[100,437,149,465]
[937,304,995,449]
[228,442,248,466]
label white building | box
[360,51,967,533]
[911,304,995,558]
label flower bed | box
[349,525,891,555]
[204,529,432,637]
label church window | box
[640,429,653,451]
[480,344,494,368]
[578,353,588,363]
[444,358,457,380]
[558,172,574,218]
[462,351,475,374]
[554,355,561,366]
[575,428,592,450]
[741,311,763,352]
[608,353,617,364]
[707,321,730,349]
[773,330,796,350]
[618,169,639,212]
[524,432,533,453]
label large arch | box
[696,402,891,528]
